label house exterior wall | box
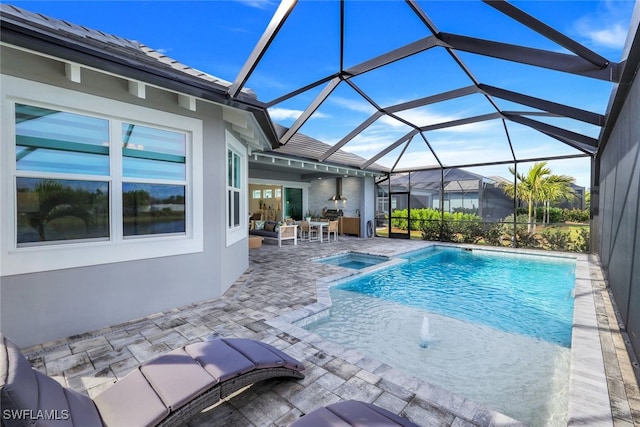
[597,57,640,363]
[309,177,361,218]
[1,46,248,347]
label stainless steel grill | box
[323,209,344,220]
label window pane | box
[233,191,240,227]
[16,104,109,175]
[233,153,241,189]
[122,123,185,180]
[228,150,233,187]
[122,157,186,180]
[228,191,232,227]
[123,183,185,236]
[16,178,109,245]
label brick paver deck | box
[21,237,639,426]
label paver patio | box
[21,237,639,426]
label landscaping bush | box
[563,208,589,223]
[421,219,441,241]
[479,222,505,246]
[393,208,481,232]
[546,207,563,223]
[542,229,572,251]
[573,227,590,252]
[410,208,590,253]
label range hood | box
[328,177,347,202]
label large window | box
[225,130,246,246]
[15,104,111,245]
[228,148,241,229]
[2,76,203,274]
[121,123,187,237]
[15,104,188,244]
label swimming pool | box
[313,252,389,270]
[305,246,576,426]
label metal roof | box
[271,124,387,172]
[0,3,278,148]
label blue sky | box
[10,0,637,187]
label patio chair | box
[0,334,304,427]
[299,220,318,241]
[322,220,339,242]
[290,399,420,426]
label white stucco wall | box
[0,46,249,347]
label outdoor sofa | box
[249,220,297,247]
[0,334,304,427]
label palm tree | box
[503,162,552,233]
[25,180,95,241]
[540,174,575,224]
[585,190,591,210]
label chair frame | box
[157,366,303,426]
[322,220,339,242]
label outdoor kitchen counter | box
[339,217,360,236]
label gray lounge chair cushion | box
[93,338,304,426]
[185,338,303,382]
[1,335,304,427]
[290,400,420,427]
[139,347,218,410]
[0,335,103,427]
[93,368,170,427]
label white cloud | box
[268,107,330,121]
[574,1,635,52]
[578,21,628,49]
[234,0,277,10]
[329,96,377,114]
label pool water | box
[305,247,576,426]
[314,252,389,270]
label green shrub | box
[546,207,563,223]
[542,229,572,251]
[573,227,590,252]
[421,220,441,241]
[562,209,589,223]
[479,222,505,246]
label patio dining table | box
[309,221,329,243]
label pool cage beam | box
[483,0,610,69]
[501,118,519,249]
[239,0,606,245]
[480,84,606,126]
[235,0,615,176]
[228,0,298,98]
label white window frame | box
[1,76,203,276]
[225,130,247,247]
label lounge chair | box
[290,400,420,426]
[0,334,304,426]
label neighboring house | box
[378,169,513,221]
[558,183,586,210]
[489,176,586,211]
[0,5,380,347]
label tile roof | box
[271,124,388,172]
